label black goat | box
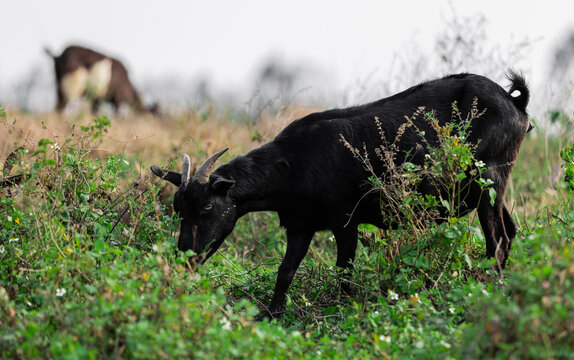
[151,72,531,318]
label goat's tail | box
[507,69,529,113]
[44,46,57,59]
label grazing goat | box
[151,72,531,318]
[45,45,156,114]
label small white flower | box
[50,143,61,151]
[497,278,505,285]
[379,335,391,343]
[56,288,66,297]
[220,317,232,331]
[152,244,159,252]
[481,289,489,297]
[374,310,379,315]
[467,293,472,298]
[328,235,335,242]
[317,351,322,355]
[9,238,19,243]
[475,160,486,168]
[388,289,399,301]
[26,301,32,306]
[440,340,452,349]
[413,292,421,303]
[425,154,431,159]
[449,307,455,314]
[0,245,4,254]
[7,216,12,222]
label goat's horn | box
[194,148,229,184]
[181,153,191,187]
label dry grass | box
[0,105,318,173]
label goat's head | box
[151,148,236,267]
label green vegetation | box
[1,107,573,359]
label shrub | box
[460,202,574,359]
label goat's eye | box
[203,203,213,211]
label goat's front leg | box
[502,204,517,250]
[262,228,313,319]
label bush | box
[460,202,574,359]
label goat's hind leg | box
[333,225,358,296]
[478,197,513,270]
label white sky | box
[1,0,573,112]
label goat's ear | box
[150,165,182,187]
[209,174,235,195]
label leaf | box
[441,199,451,212]
[94,238,105,252]
[488,188,497,207]
[464,253,473,270]
[443,229,459,239]
[323,306,337,315]
[403,162,420,173]
[476,177,494,188]
[83,284,98,294]
[37,138,54,147]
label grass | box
[0,104,573,359]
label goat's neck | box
[217,147,285,216]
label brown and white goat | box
[45,45,156,114]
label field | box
[0,102,573,359]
